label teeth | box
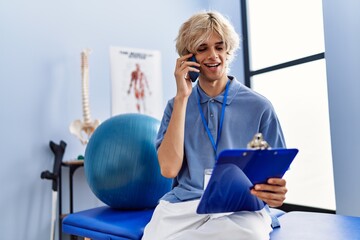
[205,63,220,67]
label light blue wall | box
[4,0,360,238]
[0,1,243,239]
[323,0,360,216]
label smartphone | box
[188,55,199,82]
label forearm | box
[158,95,188,178]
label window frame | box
[240,0,333,213]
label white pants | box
[142,199,273,240]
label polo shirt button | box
[210,113,214,117]
[210,99,215,103]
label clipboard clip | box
[247,133,270,150]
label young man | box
[142,11,287,240]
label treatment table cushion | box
[62,206,285,239]
[63,207,360,240]
[62,206,154,240]
[270,211,360,239]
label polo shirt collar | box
[196,76,240,105]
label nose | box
[208,47,218,59]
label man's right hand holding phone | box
[174,53,200,99]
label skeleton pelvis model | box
[69,49,100,145]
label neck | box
[198,76,229,97]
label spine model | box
[69,49,100,145]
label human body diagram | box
[127,63,152,113]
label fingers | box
[267,178,286,186]
[251,189,286,207]
[176,54,191,72]
[175,54,200,81]
[250,178,288,207]
[184,72,190,81]
[177,53,193,67]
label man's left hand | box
[250,178,287,207]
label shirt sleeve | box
[259,105,286,149]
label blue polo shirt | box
[156,76,285,203]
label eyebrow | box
[199,41,224,47]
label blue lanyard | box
[197,80,230,159]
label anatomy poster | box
[110,46,163,120]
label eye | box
[216,44,225,51]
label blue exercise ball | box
[85,113,172,209]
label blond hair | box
[175,11,240,64]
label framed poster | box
[110,46,163,120]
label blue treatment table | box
[63,207,154,240]
[62,207,360,239]
[270,211,360,239]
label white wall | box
[0,1,244,239]
[323,0,360,216]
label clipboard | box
[196,148,298,214]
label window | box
[241,0,335,210]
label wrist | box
[174,94,189,104]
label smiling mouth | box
[204,63,221,68]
